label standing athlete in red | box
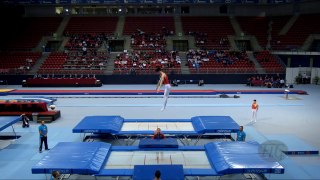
[251,99,259,122]
[156,67,171,111]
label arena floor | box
[0,84,319,179]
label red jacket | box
[152,132,166,139]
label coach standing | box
[39,121,49,153]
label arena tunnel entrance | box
[173,40,189,51]
[109,40,124,52]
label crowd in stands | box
[247,75,285,88]
[130,27,173,50]
[0,58,34,74]
[64,33,108,51]
[0,52,41,74]
[114,50,181,74]
[63,33,109,70]
[186,31,229,50]
[37,33,109,75]
[186,49,253,72]
[64,50,108,70]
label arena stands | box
[0,4,319,84]
[272,14,320,50]
[113,50,181,75]
[123,16,174,35]
[187,49,255,74]
[0,52,41,74]
[64,17,118,35]
[237,16,269,48]
[181,16,234,50]
[254,51,285,73]
[2,17,62,51]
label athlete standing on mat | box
[156,67,171,111]
[251,99,259,122]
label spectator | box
[39,121,49,153]
[236,126,246,141]
[21,114,29,128]
[152,128,166,139]
[198,80,204,86]
[280,78,285,88]
[82,46,87,56]
[172,79,178,86]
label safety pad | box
[191,116,240,133]
[72,116,124,133]
[139,138,179,148]
[205,142,284,174]
[0,116,21,132]
[133,165,184,180]
[32,142,111,174]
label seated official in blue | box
[236,126,246,141]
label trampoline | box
[0,116,22,138]
[72,116,240,144]
[31,141,284,178]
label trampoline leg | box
[112,135,119,145]
[194,135,202,145]
[179,136,189,146]
[178,138,186,146]
[11,125,17,139]
[82,133,86,142]
[129,136,139,146]
[126,136,132,146]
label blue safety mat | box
[72,116,124,133]
[73,116,239,135]
[0,116,21,132]
[192,116,240,133]
[32,142,111,174]
[205,141,285,174]
[139,138,179,148]
[133,165,184,180]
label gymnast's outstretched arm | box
[156,73,164,91]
